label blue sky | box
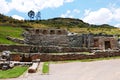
[1,0,120,27]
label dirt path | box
[50,59,120,80]
[2,59,120,80]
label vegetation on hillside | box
[24,18,120,35]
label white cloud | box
[0,0,10,13]
[61,9,80,18]
[83,8,113,24]
[112,8,120,22]
[114,24,120,27]
[83,6,120,26]
[61,10,73,18]
[0,0,74,14]
[84,9,91,16]
[12,15,24,20]
[73,9,80,14]
[65,0,74,2]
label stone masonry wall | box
[25,35,69,47]
[23,28,118,50]
[23,28,87,47]
[10,51,120,62]
[0,45,90,53]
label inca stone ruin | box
[23,28,118,50]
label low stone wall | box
[0,45,90,53]
[39,51,120,61]
[9,51,120,62]
[0,45,31,53]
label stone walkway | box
[2,59,120,80]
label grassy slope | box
[0,66,28,79]
[0,26,24,44]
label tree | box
[36,11,41,20]
[28,10,35,20]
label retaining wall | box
[0,45,89,53]
[39,51,120,61]
[10,51,120,62]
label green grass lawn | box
[0,26,24,44]
[0,66,28,79]
[42,62,49,74]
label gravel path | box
[2,59,120,80]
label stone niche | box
[29,28,68,35]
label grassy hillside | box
[0,26,24,44]
[68,27,120,35]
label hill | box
[31,17,114,28]
[26,17,120,35]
